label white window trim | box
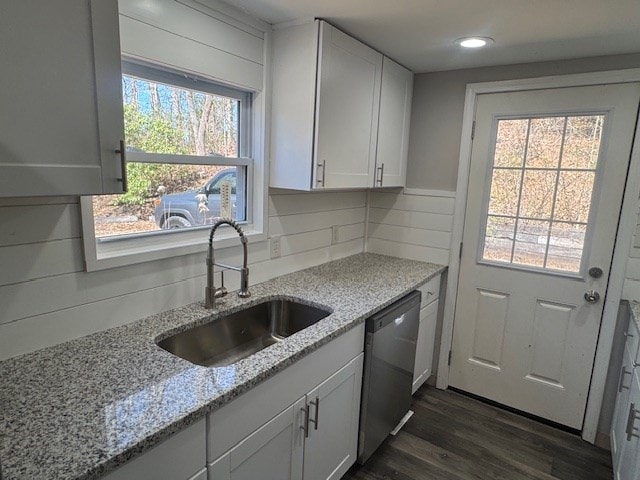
[81,56,269,271]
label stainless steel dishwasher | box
[358,290,421,464]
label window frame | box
[475,112,609,279]
[81,60,265,271]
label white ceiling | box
[229,0,640,73]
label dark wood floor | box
[344,386,613,480]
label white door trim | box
[436,68,640,443]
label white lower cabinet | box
[208,353,364,480]
[412,274,442,394]
[208,398,305,480]
[412,299,439,394]
[611,308,640,480]
[615,369,640,480]
[99,326,365,480]
[302,354,363,480]
[102,418,206,480]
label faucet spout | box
[205,218,251,309]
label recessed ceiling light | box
[455,37,494,49]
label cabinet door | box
[412,299,439,394]
[612,323,639,464]
[0,0,125,197]
[373,57,413,188]
[314,22,382,189]
[303,353,364,480]
[208,398,305,480]
[615,369,640,480]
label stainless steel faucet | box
[205,218,251,309]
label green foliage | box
[117,76,239,206]
[118,105,189,206]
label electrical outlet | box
[270,236,281,259]
[331,225,339,245]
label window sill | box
[83,223,266,272]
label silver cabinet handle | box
[376,163,384,186]
[309,396,319,431]
[316,160,326,187]
[619,367,633,392]
[300,404,310,438]
[115,140,128,192]
[624,331,634,338]
[626,403,640,441]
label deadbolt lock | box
[588,267,603,279]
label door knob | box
[584,290,600,304]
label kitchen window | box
[81,62,258,270]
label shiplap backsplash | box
[0,190,366,360]
[366,190,454,265]
[622,200,640,300]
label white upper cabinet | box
[314,23,382,189]
[0,0,125,197]
[373,57,413,188]
[270,20,411,191]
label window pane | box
[546,223,586,272]
[561,115,604,169]
[483,216,516,263]
[488,169,521,216]
[525,117,565,169]
[479,113,601,274]
[512,219,550,268]
[519,170,557,219]
[123,75,240,157]
[554,171,595,223]
[494,119,528,167]
[93,164,245,238]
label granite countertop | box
[629,300,640,333]
[0,253,445,480]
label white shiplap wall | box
[366,190,455,265]
[0,190,366,360]
[368,189,640,302]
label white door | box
[314,22,382,189]
[450,83,640,429]
[303,353,363,480]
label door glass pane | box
[480,114,604,273]
[525,117,565,169]
[488,169,520,216]
[494,119,528,167]
[512,219,550,268]
[546,223,587,272]
[561,116,604,169]
[483,216,516,263]
[554,171,595,223]
[520,170,557,219]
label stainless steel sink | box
[157,299,331,367]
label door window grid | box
[482,115,604,273]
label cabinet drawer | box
[417,275,440,307]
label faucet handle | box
[216,271,228,299]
